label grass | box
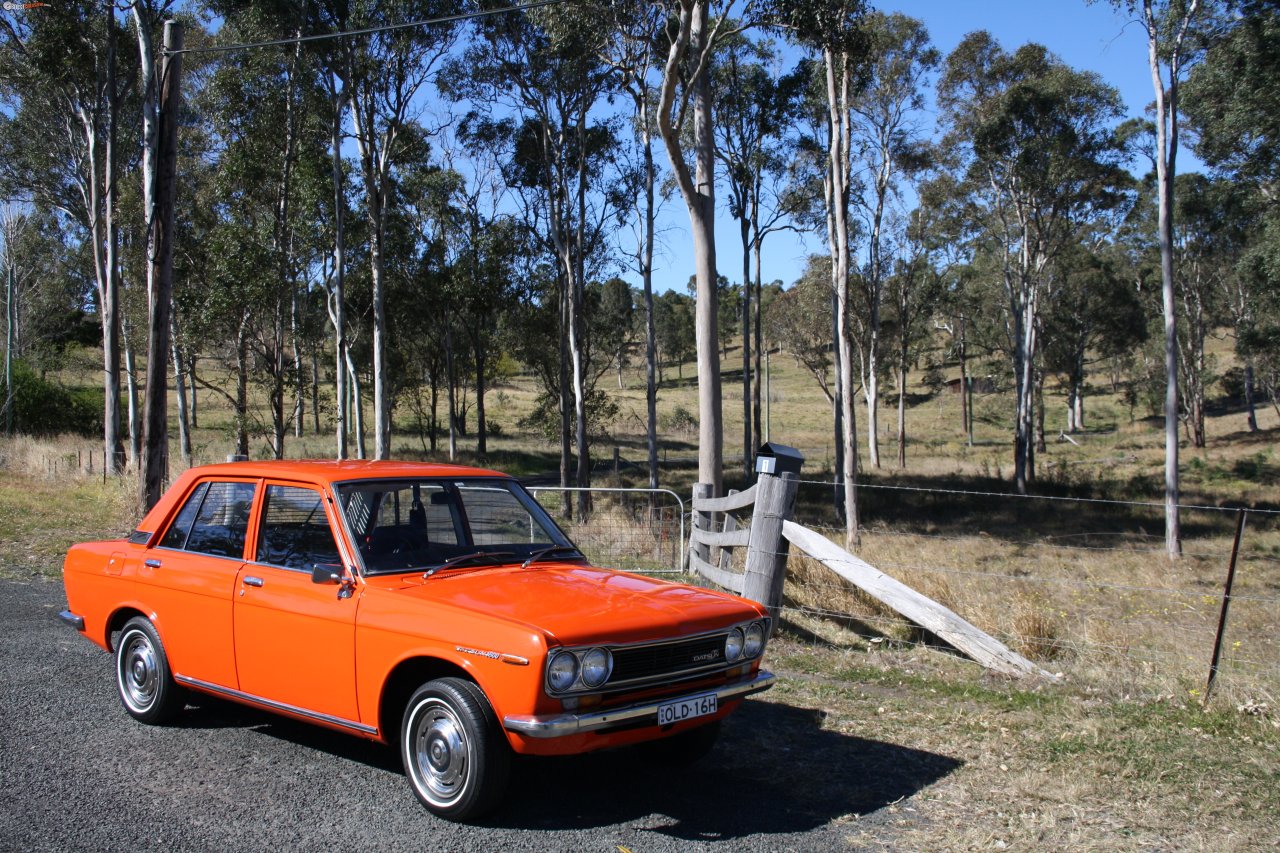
[763,637,1280,850]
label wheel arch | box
[378,656,478,743]
[104,605,151,651]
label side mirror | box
[311,564,343,585]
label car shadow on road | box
[491,698,962,839]
[177,695,960,840]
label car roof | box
[135,459,515,537]
[185,459,511,484]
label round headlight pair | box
[725,621,767,662]
[547,647,613,693]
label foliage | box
[1,361,100,437]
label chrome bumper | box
[503,670,775,738]
[58,609,85,631]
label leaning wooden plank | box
[782,521,1057,680]
[690,526,751,548]
[689,552,745,594]
[692,485,757,513]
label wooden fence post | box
[691,482,713,567]
[742,471,799,628]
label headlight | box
[724,627,745,662]
[743,621,765,658]
[580,647,612,688]
[547,650,579,692]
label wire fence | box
[528,486,686,576]
[764,479,1280,704]
[514,479,1279,702]
[31,443,1279,702]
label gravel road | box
[0,576,958,852]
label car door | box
[142,479,256,689]
[233,482,361,725]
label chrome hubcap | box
[411,701,468,803]
[120,630,158,711]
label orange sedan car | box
[60,460,774,820]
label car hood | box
[369,563,760,646]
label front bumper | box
[502,670,775,738]
[58,609,85,631]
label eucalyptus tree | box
[1185,0,1280,431]
[845,11,937,470]
[602,1,666,489]
[1041,240,1145,434]
[0,3,135,471]
[310,0,463,461]
[712,32,795,475]
[446,5,622,515]
[1169,175,1240,447]
[765,255,835,404]
[938,33,1129,494]
[777,0,868,548]
[884,202,943,468]
[1104,0,1217,555]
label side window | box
[458,484,552,546]
[159,482,210,550]
[184,482,256,558]
[257,485,341,571]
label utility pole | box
[140,20,183,509]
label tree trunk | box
[187,354,197,429]
[740,215,752,477]
[445,325,457,461]
[170,314,191,468]
[101,10,123,474]
[311,349,320,435]
[122,312,140,467]
[896,359,907,468]
[328,89,348,460]
[475,333,487,458]
[234,314,250,457]
[139,21,182,510]
[642,117,658,490]
[656,0,721,498]
[1145,0,1186,557]
[346,349,365,459]
[826,48,860,550]
[1245,362,1257,432]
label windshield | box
[336,477,579,576]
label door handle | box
[144,559,161,569]
[243,576,264,588]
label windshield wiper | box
[423,551,516,578]
[520,545,583,569]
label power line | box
[166,0,570,56]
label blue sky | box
[649,0,1192,297]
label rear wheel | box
[115,616,184,724]
[401,678,510,821]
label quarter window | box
[257,486,341,571]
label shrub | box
[0,361,101,437]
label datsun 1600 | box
[59,460,774,820]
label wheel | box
[115,616,184,724]
[401,678,510,821]
[643,720,721,766]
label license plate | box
[656,693,717,726]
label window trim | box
[153,477,260,561]
[250,482,343,575]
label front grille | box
[608,634,726,686]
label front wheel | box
[401,678,510,821]
[115,616,184,724]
